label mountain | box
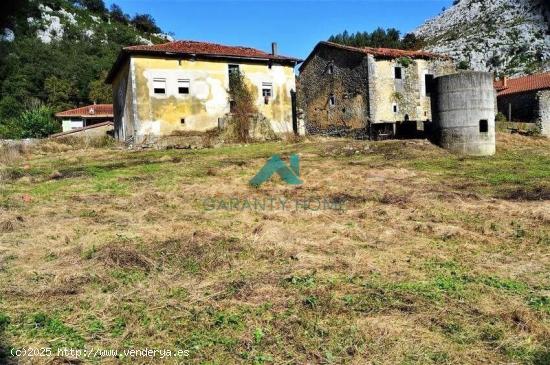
[414,0,550,76]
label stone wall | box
[298,45,370,134]
[537,90,550,136]
[298,43,455,136]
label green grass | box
[0,135,549,364]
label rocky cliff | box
[415,0,550,76]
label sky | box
[105,0,453,60]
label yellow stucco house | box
[105,40,302,143]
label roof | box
[495,72,550,97]
[106,40,302,83]
[55,104,113,118]
[49,121,114,138]
[299,41,450,72]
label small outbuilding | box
[495,72,550,136]
[55,104,113,132]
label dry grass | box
[0,133,549,364]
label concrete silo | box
[432,72,496,156]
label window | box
[228,64,240,76]
[153,78,166,94]
[178,79,190,94]
[393,104,398,113]
[329,95,336,107]
[180,118,185,124]
[479,119,488,133]
[328,62,334,75]
[228,64,240,91]
[425,74,435,96]
[262,82,272,104]
[394,67,402,80]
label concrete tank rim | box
[435,71,494,82]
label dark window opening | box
[230,100,237,113]
[154,88,165,94]
[425,74,435,96]
[228,64,240,76]
[393,104,398,113]
[394,67,402,80]
[479,119,488,133]
[180,118,185,124]
[179,87,189,94]
[328,63,334,75]
[329,95,336,107]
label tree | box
[402,33,424,50]
[77,0,107,14]
[44,76,76,112]
[0,0,30,28]
[0,96,24,120]
[109,4,129,24]
[88,72,111,104]
[131,14,161,34]
[17,105,60,138]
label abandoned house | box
[55,104,113,132]
[494,72,550,136]
[298,41,455,138]
[105,40,302,143]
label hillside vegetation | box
[0,134,549,364]
[0,0,168,139]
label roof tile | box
[123,40,300,62]
[322,41,450,60]
[55,104,113,118]
[495,72,550,96]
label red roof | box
[495,72,550,96]
[107,40,301,84]
[124,40,300,62]
[331,42,448,59]
[55,104,113,118]
[299,41,450,72]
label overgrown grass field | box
[1,133,550,364]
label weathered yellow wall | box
[372,58,455,123]
[111,61,134,140]
[130,56,295,140]
[239,63,295,133]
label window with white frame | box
[178,79,190,95]
[329,95,336,107]
[262,82,272,104]
[153,78,166,94]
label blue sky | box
[105,0,453,60]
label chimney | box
[503,76,508,88]
[271,42,278,56]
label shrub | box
[458,60,470,70]
[17,106,61,138]
[495,112,508,123]
[226,71,257,143]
